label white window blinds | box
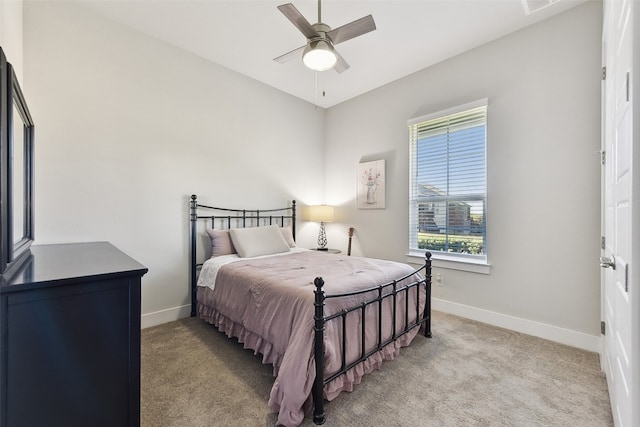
[408,100,487,260]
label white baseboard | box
[141,304,191,329]
[432,298,601,353]
[141,299,602,352]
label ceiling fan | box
[273,0,376,73]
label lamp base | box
[316,247,329,251]
[317,221,328,250]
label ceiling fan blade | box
[278,3,318,39]
[273,45,306,64]
[327,15,376,45]
[333,50,350,73]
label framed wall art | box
[357,160,385,209]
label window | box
[408,99,487,262]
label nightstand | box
[313,248,342,254]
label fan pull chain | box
[315,71,318,109]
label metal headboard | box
[189,194,296,316]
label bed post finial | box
[424,251,432,338]
[312,277,326,425]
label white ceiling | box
[76,0,587,109]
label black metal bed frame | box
[189,194,297,317]
[189,194,432,425]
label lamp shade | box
[308,205,334,223]
[302,39,337,71]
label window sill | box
[406,252,491,274]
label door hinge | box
[602,66,606,80]
[601,236,606,249]
[601,321,606,335]
[626,71,630,102]
[601,151,606,165]
[625,264,629,293]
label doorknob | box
[600,255,616,269]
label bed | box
[189,194,432,426]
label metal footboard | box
[312,252,432,425]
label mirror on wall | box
[1,47,35,276]
[12,102,26,245]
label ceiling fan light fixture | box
[302,39,337,71]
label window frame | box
[407,99,489,272]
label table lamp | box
[309,205,334,250]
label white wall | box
[23,1,325,326]
[325,2,603,343]
[0,0,23,81]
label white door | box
[601,1,638,426]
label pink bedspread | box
[197,251,426,427]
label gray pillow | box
[206,229,237,257]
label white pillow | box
[229,225,291,258]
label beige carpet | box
[141,311,612,427]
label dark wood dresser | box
[0,242,148,427]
